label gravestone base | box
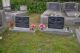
[10,27,35,32]
[76,29,80,43]
[40,28,73,35]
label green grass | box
[0,14,80,53]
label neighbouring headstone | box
[64,2,77,17]
[2,0,11,11]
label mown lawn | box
[0,14,80,53]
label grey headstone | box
[64,2,77,12]
[47,2,61,11]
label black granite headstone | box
[48,16,64,29]
[15,16,29,28]
[64,3,76,11]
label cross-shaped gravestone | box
[48,16,64,29]
[47,2,61,11]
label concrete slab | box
[10,27,35,32]
[40,28,73,35]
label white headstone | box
[2,0,11,10]
[20,5,27,11]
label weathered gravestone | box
[2,0,11,11]
[63,2,78,17]
[41,16,73,35]
[10,16,34,32]
[63,2,80,26]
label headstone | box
[47,2,61,11]
[15,16,29,28]
[2,0,11,11]
[10,16,33,32]
[64,2,76,11]
[48,16,64,29]
[64,2,77,17]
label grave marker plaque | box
[15,16,29,28]
[64,2,76,11]
[48,16,64,29]
[47,2,61,11]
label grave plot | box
[63,2,78,17]
[40,16,73,35]
[41,2,62,24]
[10,16,35,32]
